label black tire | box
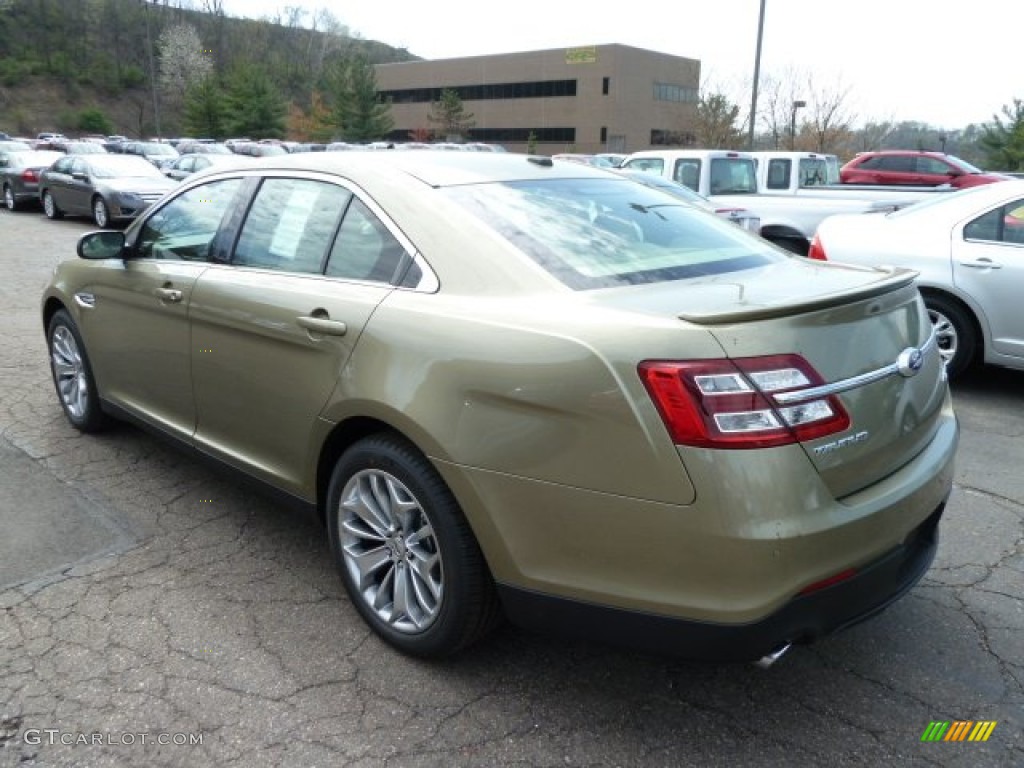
[326,433,500,658]
[46,309,109,432]
[3,184,19,211]
[42,190,63,220]
[924,293,977,379]
[92,196,110,228]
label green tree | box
[979,99,1024,171]
[327,57,393,142]
[225,65,287,139]
[694,92,742,148]
[76,107,113,135]
[185,78,228,139]
[427,88,475,141]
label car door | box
[190,175,403,496]
[74,176,247,440]
[43,156,76,209]
[64,157,95,214]
[954,198,1024,360]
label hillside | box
[0,0,415,139]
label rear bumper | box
[498,501,945,662]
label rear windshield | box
[445,177,779,290]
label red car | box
[840,151,1007,188]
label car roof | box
[229,150,617,188]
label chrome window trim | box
[772,330,938,406]
[151,168,440,293]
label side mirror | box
[77,230,126,260]
[71,171,88,181]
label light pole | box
[790,99,806,150]
[747,0,766,149]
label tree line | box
[692,72,1024,170]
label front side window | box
[671,159,702,191]
[136,178,244,261]
[446,178,777,290]
[917,157,953,175]
[234,178,351,274]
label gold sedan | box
[41,152,957,663]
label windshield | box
[445,177,778,290]
[946,155,983,174]
[798,158,832,187]
[140,143,177,155]
[87,156,167,178]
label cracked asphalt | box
[1,210,1021,768]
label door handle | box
[957,258,1003,269]
[155,287,183,302]
[297,316,348,336]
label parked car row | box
[8,140,1022,385]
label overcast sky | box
[218,0,1018,130]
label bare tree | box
[158,23,213,108]
[799,73,856,154]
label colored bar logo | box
[921,721,997,742]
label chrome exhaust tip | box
[754,642,792,669]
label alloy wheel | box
[50,325,89,420]
[339,468,443,634]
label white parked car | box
[811,180,1024,378]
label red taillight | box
[798,568,857,595]
[21,169,39,183]
[638,355,850,449]
[807,234,827,261]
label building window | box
[380,79,578,104]
[651,130,696,146]
[600,126,607,143]
[602,77,610,95]
[653,83,698,103]
[385,127,576,144]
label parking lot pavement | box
[1,211,1022,767]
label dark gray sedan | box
[38,154,177,227]
[1,150,63,211]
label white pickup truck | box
[620,149,940,255]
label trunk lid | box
[610,258,948,498]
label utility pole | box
[143,0,162,139]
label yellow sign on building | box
[565,46,597,64]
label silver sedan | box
[811,180,1024,378]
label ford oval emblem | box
[896,347,924,378]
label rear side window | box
[964,199,1024,245]
[765,159,791,190]
[446,177,777,290]
[325,198,408,282]
[233,178,350,274]
[876,156,914,172]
